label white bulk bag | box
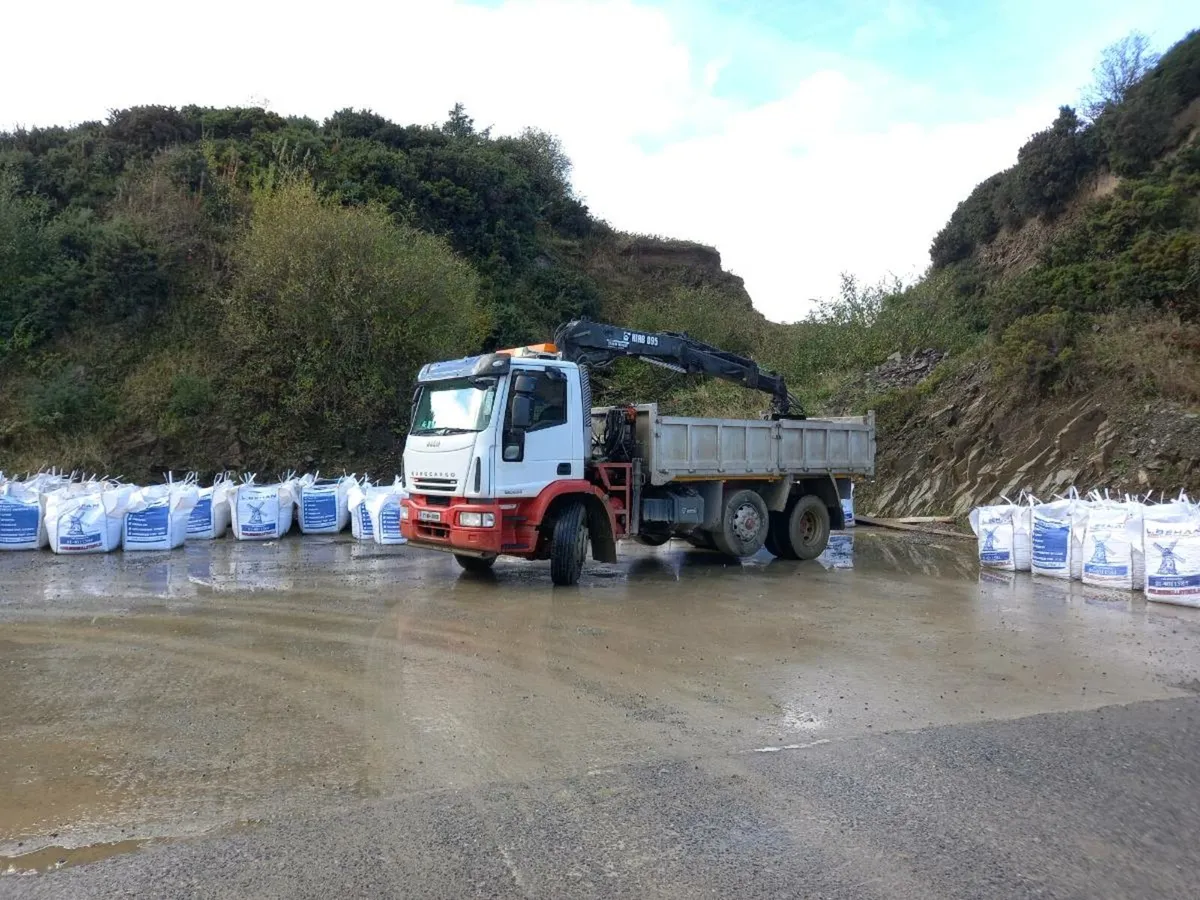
[969,496,1031,571]
[188,476,235,540]
[0,481,47,550]
[296,473,355,535]
[1142,500,1200,607]
[123,482,200,551]
[230,478,296,541]
[1031,496,1080,579]
[1081,503,1136,590]
[840,482,855,529]
[366,482,409,545]
[347,478,375,541]
[1125,497,1147,591]
[45,482,135,554]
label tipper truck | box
[400,319,876,585]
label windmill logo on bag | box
[1154,541,1181,577]
[248,502,265,526]
[68,511,87,536]
[981,528,998,552]
[1089,539,1110,566]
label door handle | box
[557,463,572,476]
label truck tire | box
[454,553,496,574]
[549,501,589,586]
[787,494,830,560]
[766,511,792,559]
[712,489,769,559]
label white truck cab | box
[404,350,588,503]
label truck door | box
[496,368,583,497]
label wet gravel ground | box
[2,531,1199,897]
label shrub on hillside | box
[1100,29,1200,176]
[1009,107,1098,220]
[929,172,1006,268]
[222,178,488,454]
[994,308,1084,395]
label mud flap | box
[586,500,618,563]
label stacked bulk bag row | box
[347,476,409,545]
[1,468,410,552]
[971,490,1200,607]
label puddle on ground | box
[1,839,149,875]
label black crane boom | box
[552,318,805,419]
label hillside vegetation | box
[0,104,756,475]
[1,29,1198,502]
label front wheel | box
[455,553,496,573]
[549,501,589,586]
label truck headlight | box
[458,511,495,527]
[400,505,410,521]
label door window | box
[506,371,567,433]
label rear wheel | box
[549,501,589,586]
[454,554,496,574]
[787,494,831,560]
[712,489,769,559]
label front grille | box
[412,476,457,493]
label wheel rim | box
[574,521,588,564]
[798,509,818,544]
[731,503,761,542]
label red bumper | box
[400,496,509,556]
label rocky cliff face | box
[582,235,757,312]
[857,361,1200,517]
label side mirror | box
[513,373,538,395]
[511,395,533,430]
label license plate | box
[417,510,442,523]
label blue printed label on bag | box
[0,500,40,545]
[125,503,169,544]
[188,497,213,534]
[302,490,337,530]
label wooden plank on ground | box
[855,515,972,540]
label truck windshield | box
[411,377,497,435]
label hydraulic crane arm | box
[552,318,805,419]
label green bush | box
[166,372,214,420]
[994,308,1084,394]
[222,178,488,453]
[930,172,1007,268]
[1010,107,1098,219]
[25,368,114,434]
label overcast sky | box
[2,1,1195,321]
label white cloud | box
[1,0,1071,320]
